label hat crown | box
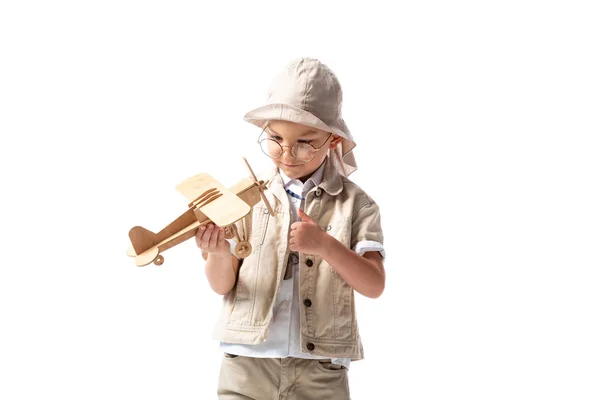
[267,58,342,124]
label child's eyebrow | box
[267,127,320,138]
[301,130,320,137]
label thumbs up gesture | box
[290,209,327,256]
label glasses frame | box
[257,127,333,164]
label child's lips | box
[283,163,300,168]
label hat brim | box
[244,104,354,146]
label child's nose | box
[281,145,295,158]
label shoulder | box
[317,174,380,223]
[334,176,384,242]
[339,176,378,209]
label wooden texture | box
[127,159,273,267]
[244,157,275,216]
[176,173,251,227]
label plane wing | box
[176,173,251,227]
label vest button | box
[263,209,270,214]
[303,299,312,307]
[306,259,313,267]
[307,343,315,351]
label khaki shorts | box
[217,353,350,400]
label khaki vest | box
[213,156,384,360]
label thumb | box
[298,208,315,223]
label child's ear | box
[329,135,344,149]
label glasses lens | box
[260,139,283,159]
[293,143,316,162]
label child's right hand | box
[195,223,231,256]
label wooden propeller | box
[243,157,275,216]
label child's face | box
[263,120,343,181]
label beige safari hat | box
[243,57,357,176]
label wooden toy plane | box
[126,158,274,267]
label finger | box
[209,226,219,248]
[216,227,226,248]
[291,222,306,232]
[202,224,213,241]
[298,208,311,222]
[196,225,207,247]
[202,224,214,248]
[217,226,225,244]
[299,209,317,225]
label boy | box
[196,58,385,399]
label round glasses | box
[258,129,333,164]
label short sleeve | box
[351,201,384,252]
[225,238,240,259]
[354,240,386,259]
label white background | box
[1,1,599,399]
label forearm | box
[320,235,385,298]
[204,252,239,295]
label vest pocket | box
[251,205,270,246]
[227,205,272,323]
[327,216,351,247]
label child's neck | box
[298,175,310,184]
[279,169,312,184]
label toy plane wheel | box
[153,255,164,265]
[234,241,252,258]
[224,224,235,240]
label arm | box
[319,236,385,298]
[203,251,241,295]
[291,208,386,299]
[196,224,241,295]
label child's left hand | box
[290,209,328,256]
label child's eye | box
[269,134,283,141]
[298,140,312,144]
